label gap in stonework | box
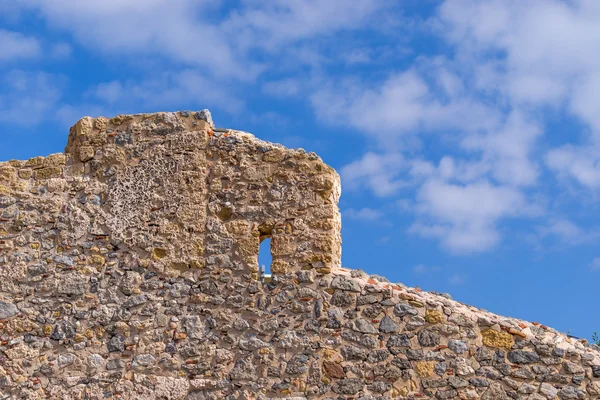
[259,237,272,283]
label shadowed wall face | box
[0,111,599,400]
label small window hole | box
[259,237,272,284]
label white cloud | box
[227,0,386,52]
[460,111,542,187]
[448,273,467,285]
[312,68,498,141]
[591,257,600,271]
[546,145,600,189]
[15,0,385,80]
[436,0,600,187]
[316,0,600,253]
[410,179,535,253]
[0,70,65,125]
[15,0,240,76]
[262,79,301,97]
[413,264,440,274]
[0,29,40,62]
[344,207,383,222]
[86,70,245,114]
[341,152,407,197]
[536,218,600,246]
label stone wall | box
[0,111,598,400]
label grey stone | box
[348,318,378,334]
[87,354,104,368]
[331,275,361,292]
[540,383,558,400]
[557,386,586,400]
[507,350,541,364]
[448,376,468,388]
[422,379,448,389]
[194,109,214,128]
[107,334,125,352]
[58,353,76,368]
[132,354,156,369]
[436,389,458,399]
[53,255,74,266]
[448,339,468,354]
[332,291,355,307]
[387,334,411,348]
[448,313,475,327]
[563,361,584,374]
[393,303,417,317]
[517,383,537,394]
[379,316,399,333]
[470,377,489,387]
[123,294,148,308]
[27,263,47,276]
[332,379,363,395]
[481,382,509,400]
[341,345,368,361]
[418,329,440,347]
[0,301,18,319]
[367,349,390,363]
[285,354,309,375]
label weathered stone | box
[348,318,378,334]
[379,315,399,333]
[481,382,509,400]
[448,339,468,354]
[58,353,76,368]
[557,386,586,400]
[132,354,156,369]
[332,379,363,395]
[323,361,345,378]
[0,301,18,319]
[426,309,444,324]
[482,329,515,350]
[331,275,361,292]
[540,383,558,400]
[507,350,541,364]
[388,334,412,348]
[394,302,418,317]
[418,329,441,347]
[107,334,125,352]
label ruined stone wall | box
[0,111,599,400]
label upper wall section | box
[3,110,341,283]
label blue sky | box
[1,0,599,339]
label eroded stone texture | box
[0,110,599,399]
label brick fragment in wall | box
[0,110,598,399]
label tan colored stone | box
[0,166,16,182]
[44,153,66,166]
[262,149,285,162]
[481,329,515,350]
[34,166,62,180]
[75,116,93,137]
[17,169,32,179]
[426,309,444,324]
[323,361,345,379]
[79,146,95,162]
[271,260,289,274]
[415,361,436,377]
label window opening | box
[258,237,272,284]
